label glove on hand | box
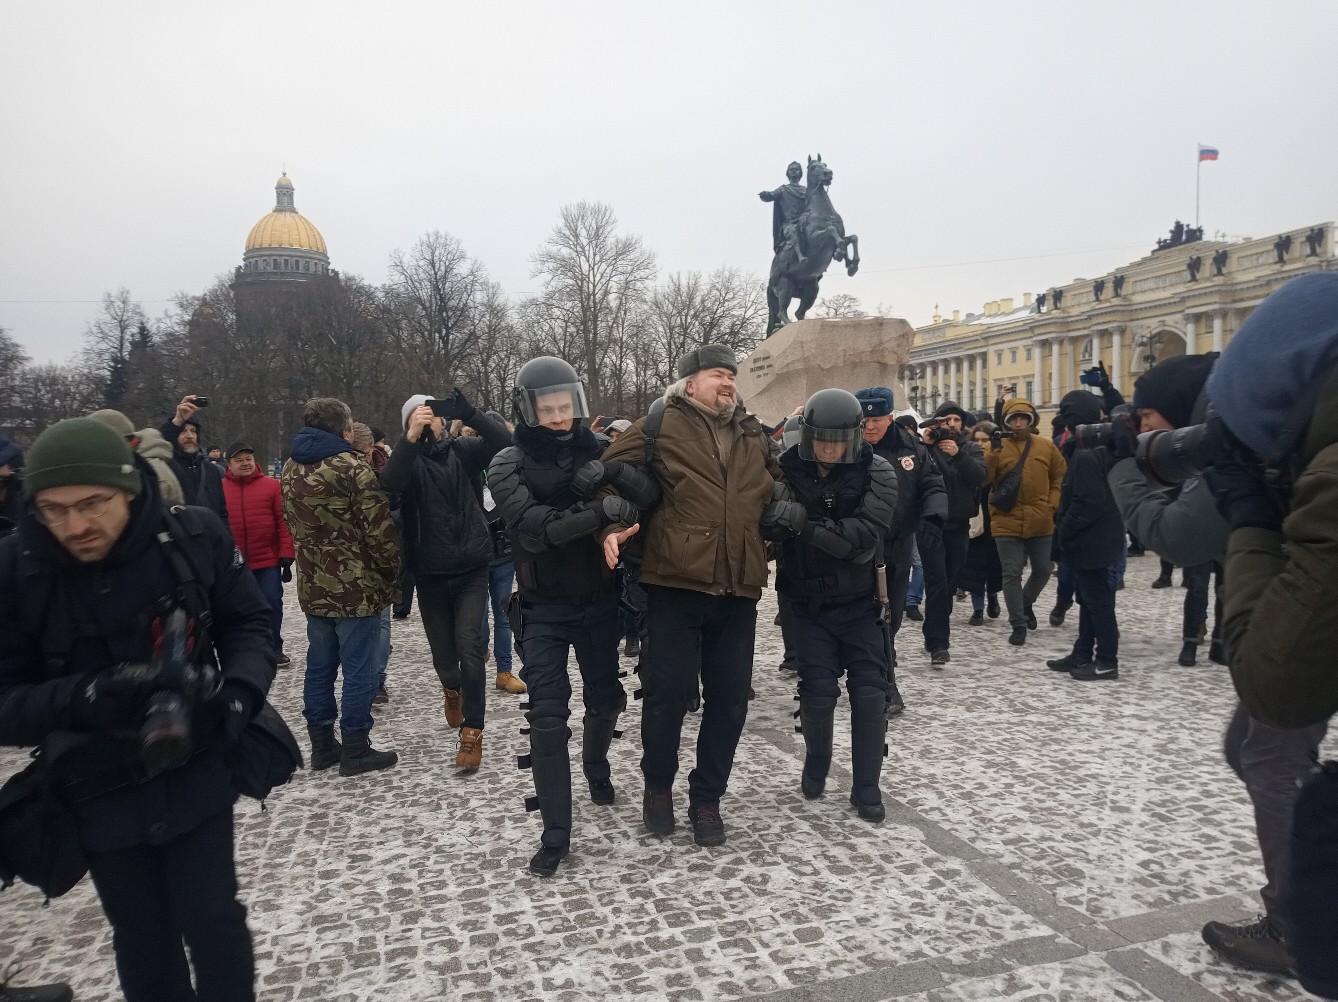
[1109,414,1139,461]
[68,663,157,731]
[591,496,639,528]
[1205,440,1289,532]
[572,460,624,499]
[448,387,475,422]
[279,557,294,583]
[761,498,808,537]
[219,680,260,746]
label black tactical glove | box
[448,387,475,422]
[573,459,624,499]
[67,664,157,731]
[761,497,808,537]
[219,680,261,747]
[591,496,639,528]
[1205,432,1289,532]
[279,557,294,583]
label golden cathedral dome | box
[243,172,328,254]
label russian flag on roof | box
[1198,144,1220,162]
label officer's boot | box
[848,688,887,822]
[798,693,837,799]
[581,692,626,805]
[307,724,342,771]
[527,716,573,877]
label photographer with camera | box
[1200,273,1338,997]
[160,394,229,529]
[382,389,511,773]
[916,402,986,665]
[0,418,275,1001]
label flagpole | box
[1195,147,1201,229]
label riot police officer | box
[772,389,899,821]
[487,357,659,876]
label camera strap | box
[155,506,217,669]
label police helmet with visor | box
[799,388,865,464]
[511,356,591,428]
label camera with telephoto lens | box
[927,425,954,443]
[1071,412,1133,450]
[139,609,218,775]
[1135,421,1217,489]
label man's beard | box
[712,396,735,418]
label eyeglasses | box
[34,492,119,527]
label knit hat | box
[921,400,976,428]
[401,393,431,430]
[677,344,738,379]
[854,387,895,418]
[87,409,136,439]
[1132,353,1217,430]
[0,434,21,470]
[23,418,141,500]
[1056,390,1104,432]
[607,419,632,434]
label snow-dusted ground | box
[3,554,1332,1001]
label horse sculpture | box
[765,154,860,336]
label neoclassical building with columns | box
[903,221,1335,416]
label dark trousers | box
[883,533,915,638]
[518,594,625,718]
[1056,562,1077,608]
[640,585,757,807]
[995,535,1054,628]
[417,569,490,729]
[1071,564,1119,662]
[789,596,890,699]
[87,808,253,1002]
[1223,703,1328,926]
[1182,561,1222,644]
[918,521,969,651]
[251,566,283,654]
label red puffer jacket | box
[222,468,295,570]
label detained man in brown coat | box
[600,344,794,846]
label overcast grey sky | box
[2,1,1334,364]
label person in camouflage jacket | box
[281,397,401,777]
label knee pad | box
[849,686,886,721]
[586,691,627,722]
[524,698,572,725]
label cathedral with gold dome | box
[233,173,334,285]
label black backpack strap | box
[156,506,217,663]
[643,397,667,467]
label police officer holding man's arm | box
[487,357,657,877]
[772,389,898,822]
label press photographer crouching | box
[1202,272,1338,999]
[0,418,277,1002]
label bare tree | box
[82,287,147,405]
[645,266,767,389]
[0,326,30,437]
[814,293,865,318]
[11,359,104,441]
[529,202,656,411]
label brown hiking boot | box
[456,727,483,772]
[443,688,463,728]
[642,786,675,835]
[495,671,527,694]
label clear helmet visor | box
[798,424,865,464]
[781,416,803,450]
[514,382,590,427]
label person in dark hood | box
[381,389,511,773]
[1198,273,1338,994]
[159,394,229,530]
[0,433,23,535]
[1044,391,1124,680]
[916,402,987,665]
[488,357,653,875]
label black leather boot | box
[338,730,398,776]
[798,694,837,799]
[528,716,573,877]
[581,693,626,805]
[307,724,342,771]
[849,688,887,822]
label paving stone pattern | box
[2,556,1333,1000]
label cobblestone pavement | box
[3,555,1333,1001]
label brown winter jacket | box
[601,393,782,599]
[985,398,1066,539]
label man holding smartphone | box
[160,393,229,528]
[381,389,511,772]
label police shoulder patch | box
[900,456,916,471]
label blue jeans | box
[906,537,924,609]
[478,561,516,674]
[378,606,391,688]
[303,613,383,734]
[253,566,284,654]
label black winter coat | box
[774,444,898,606]
[381,413,512,578]
[159,420,230,530]
[926,434,988,523]
[870,425,945,540]
[0,469,274,852]
[957,489,1003,595]
[1055,444,1126,569]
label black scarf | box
[512,422,598,460]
